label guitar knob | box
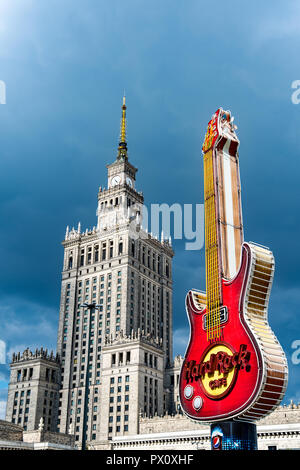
[184,385,194,400]
[193,396,203,411]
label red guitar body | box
[179,242,288,422]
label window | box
[80,249,85,266]
[102,244,106,260]
[166,261,170,278]
[94,245,99,263]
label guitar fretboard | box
[204,149,221,340]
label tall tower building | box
[56,97,174,448]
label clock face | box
[111,175,121,187]
[126,177,133,187]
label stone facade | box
[5,348,60,432]
[109,402,300,451]
[96,330,165,447]
[0,420,23,442]
[138,401,300,435]
[0,419,75,450]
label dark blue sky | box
[1,0,300,416]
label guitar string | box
[204,153,210,340]
[204,149,221,340]
[204,153,211,340]
[205,152,213,339]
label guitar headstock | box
[202,108,239,154]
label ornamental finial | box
[117,94,128,161]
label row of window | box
[66,240,171,279]
[108,425,128,434]
[108,375,131,434]
[144,376,159,416]
[62,273,122,345]
[144,352,159,369]
[111,352,131,367]
[67,240,124,270]
[16,367,57,384]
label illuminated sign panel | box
[179,108,288,423]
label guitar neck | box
[204,149,222,340]
[202,109,243,340]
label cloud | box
[0,297,58,363]
[0,297,58,411]
[254,1,300,43]
[173,328,190,357]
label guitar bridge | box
[203,306,228,330]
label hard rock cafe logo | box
[184,343,251,399]
[202,110,220,153]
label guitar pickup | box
[203,306,228,330]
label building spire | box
[117,93,128,161]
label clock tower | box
[97,96,143,233]
[107,96,137,190]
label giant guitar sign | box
[179,109,288,422]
